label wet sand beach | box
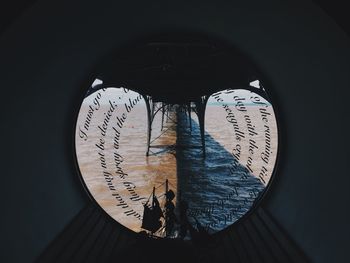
[75,88,278,235]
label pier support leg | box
[145,97,153,156]
[195,96,209,158]
[166,105,169,122]
[161,102,165,131]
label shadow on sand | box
[175,110,265,232]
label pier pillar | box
[161,102,165,131]
[195,96,209,157]
[187,102,192,133]
[144,96,152,156]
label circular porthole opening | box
[74,33,279,239]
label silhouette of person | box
[165,189,177,237]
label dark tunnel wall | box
[0,0,349,262]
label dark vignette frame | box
[69,30,285,239]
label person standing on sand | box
[165,190,177,237]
